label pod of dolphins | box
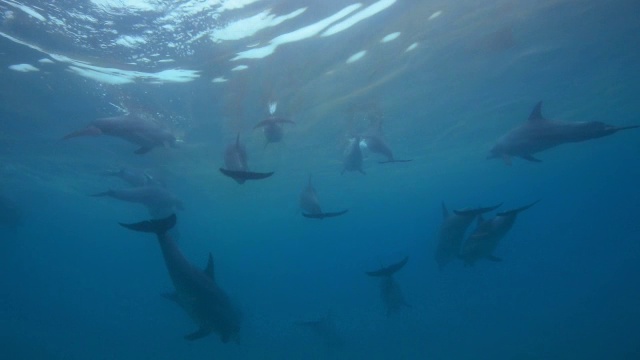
[51,101,636,349]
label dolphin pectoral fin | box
[520,154,542,163]
[119,214,177,235]
[487,255,503,262]
[497,200,539,216]
[321,209,349,218]
[184,327,211,341]
[62,126,102,140]
[134,146,153,154]
[161,292,179,303]
[502,154,512,166]
[366,256,409,277]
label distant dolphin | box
[366,256,410,316]
[219,134,274,184]
[62,114,178,154]
[342,137,365,174]
[254,116,295,145]
[295,313,344,349]
[488,101,638,165]
[299,176,348,219]
[119,214,242,343]
[103,167,161,187]
[91,186,183,217]
[361,120,411,164]
[435,202,502,270]
[460,201,538,266]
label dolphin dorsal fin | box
[204,253,215,280]
[528,101,546,121]
[441,202,449,219]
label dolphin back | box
[453,203,502,217]
[119,214,176,235]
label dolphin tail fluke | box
[119,214,177,236]
[453,203,502,217]
[302,209,348,219]
[366,256,409,277]
[497,200,539,216]
[378,159,412,164]
[61,126,102,140]
[219,168,274,183]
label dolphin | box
[435,202,502,270]
[62,113,178,154]
[295,313,344,349]
[361,120,411,164]
[119,214,242,343]
[488,101,638,165]
[299,176,348,219]
[219,134,274,184]
[460,201,538,266]
[91,186,183,217]
[366,256,410,316]
[342,137,365,174]
[254,116,295,145]
[103,167,161,188]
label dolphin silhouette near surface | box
[119,214,242,343]
[62,114,178,154]
[342,137,365,175]
[361,120,412,164]
[299,176,348,219]
[366,256,411,316]
[488,101,638,165]
[435,202,502,270]
[254,116,295,145]
[219,134,274,184]
[460,201,538,266]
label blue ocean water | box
[1,0,639,359]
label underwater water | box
[1,0,639,359]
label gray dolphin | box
[103,167,161,188]
[295,313,344,349]
[119,214,242,343]
[299,176,348,219]
[366,256,410,316]
[460,201,538,266]
[219,134,274,184]
[435,202,502,270]
[91,186,183,217]
[489,101,638,165]
[254,116,295,145]
[342,137,365,174]
[63,113,178,154]
[361,120,412,164]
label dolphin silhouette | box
[62,114,178,154]
[103,167,161,188]
[299,176,348,219]
[219,134,274,184]
[460,201,538,266]
[366,256,410,315]
[435,202,501,270]
[342,137,365,175]
[361,120,412,164]
[254,116,295,145]
[91,186,183,217]
[488,102,638,165]
[119,214,242,343]
[295,313,344,349]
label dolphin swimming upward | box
[299,176,348,219]
[366,256,410,316]
[342,137,365,174]
[91,186,183,218]
[219,134,274,184]
[119,214,242,343]
[460,201,538,266]
[361,120,412,164]
[254,116,295,146]
[62,113,178,154]
[488,101,638,165]
[435,202,502,270]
